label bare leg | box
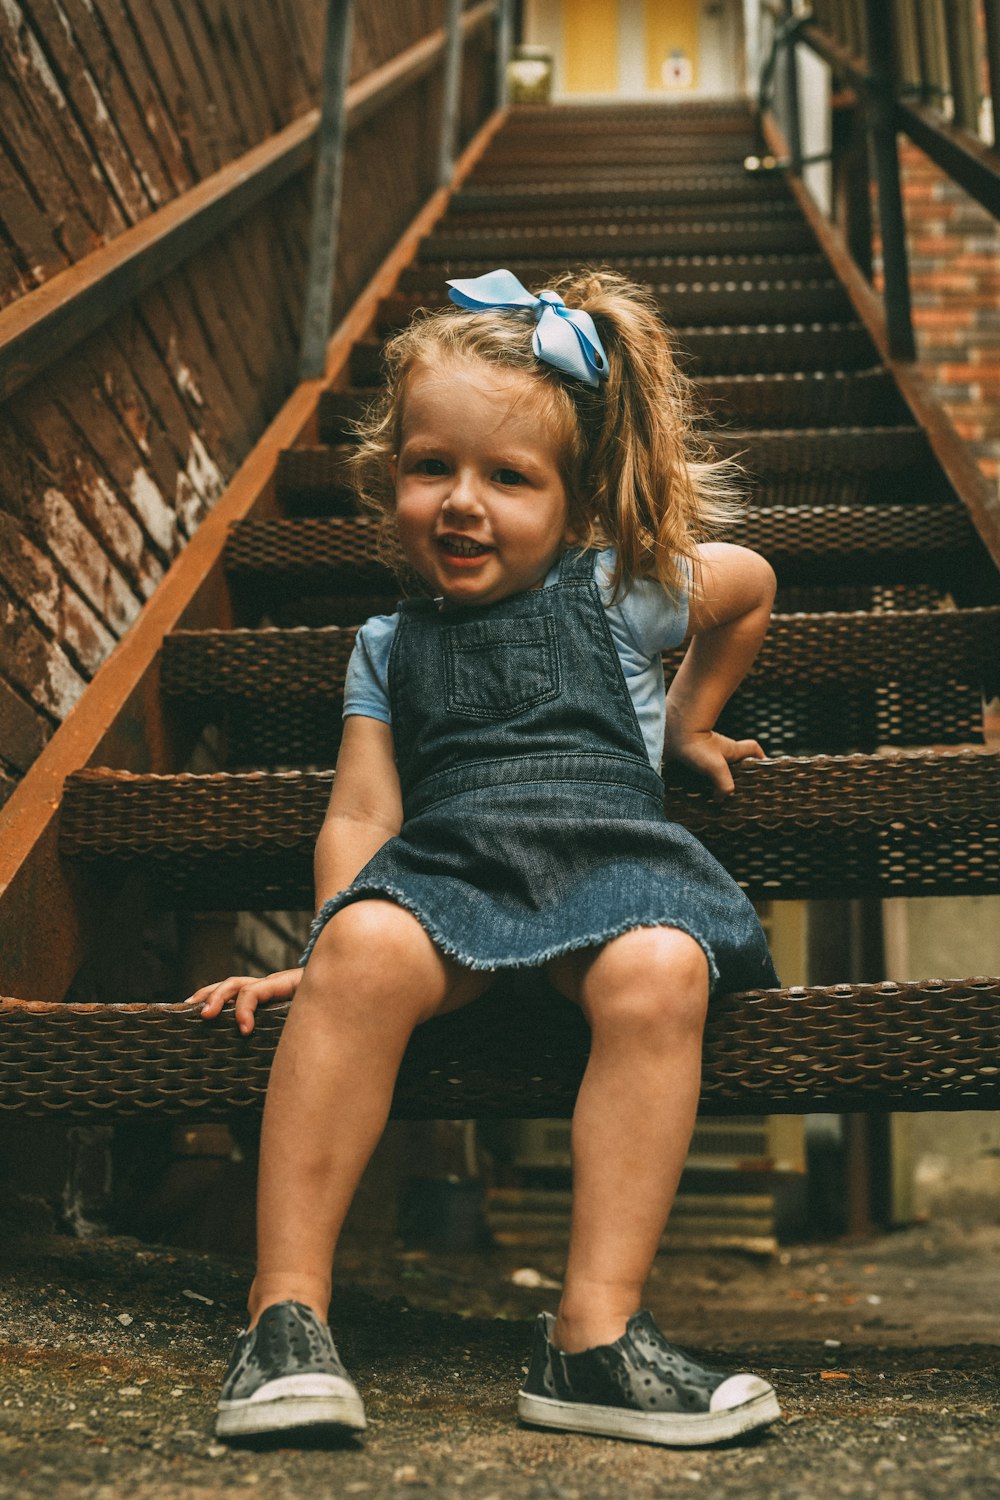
[248,900,490,1326]
[546,927,709,1353]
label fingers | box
[189,976,256,1018]
[729,739,765,762]
[713,739,765,800]
[232,970,300,1035]
[190,968,303,1036]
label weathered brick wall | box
[897,138,1000,485]
[0,1,461,807]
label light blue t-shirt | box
[343,549,690,770]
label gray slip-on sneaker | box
[216,1300,366,1439]
[518,1310,780,1446]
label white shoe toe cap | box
[709,1373,775,1411]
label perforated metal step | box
[59,751,1000,907]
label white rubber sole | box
[216,1374,367,1438]
[517,1386,781,1447]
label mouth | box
[436,534,494,558]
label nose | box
[442,466,484,518]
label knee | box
[301,901,428,1017]
[584,927,709,1038]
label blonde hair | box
[348,268,742,598]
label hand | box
[189,968,304,1036]
[664,727,765,801]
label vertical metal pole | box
[982,0,1000,144]
[299,0,354,380]
[863,0,916,359]
[943,0,980,131]
[439,0,465,188]
[782,0,803,173]
[495,0,514,109]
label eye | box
[413,457,448,476]
[495,467,527,486]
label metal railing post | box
[439,0,465,187]
[299,0,354,380]
[495,0,513,108]
[782,0,803,172]
[983,0,1000,146]
[863,0,916,359]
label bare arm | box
[664,542,776,798]
[195,715,402,1031]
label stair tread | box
[162,608,1000,697]
[3,975,999,1117]
[58,752,1000,911]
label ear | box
[389,455,398,484]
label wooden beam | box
[0,103,509,1003]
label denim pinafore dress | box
[301,548,778,997]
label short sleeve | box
[595,550,690,654]
[342,612,398,723]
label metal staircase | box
[2,101,998,1126]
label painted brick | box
[40,488,142,637]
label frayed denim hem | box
[298,882,723,995]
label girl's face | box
[393,358,576,606]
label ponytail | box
[550,269,743,599]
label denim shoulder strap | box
[557,547,599,583]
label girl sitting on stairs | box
[193,267,782,1447]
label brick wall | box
[895,138,1000,485]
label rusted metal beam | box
[439,0,465,187]
[896,102,1000,221]
[0,2,501,405]
[0,105,509,1004]
[299,0,355,380]
[762,110,1000,575]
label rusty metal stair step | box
[399,253,830,293]
[318,369,911,443]
[349,323,877,385]
[420,219,816,261]
[451,176,793,212]
[378,280,852,332]
[223,506,983,598]
[4,974,998,1119]
[440,199,803,231]
[161,608,1000,765]
[275,428,945,514]
[58,751,1000,907]
[695,370,911,428]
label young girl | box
[194,267,782,1448]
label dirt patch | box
[1,1219,998,1499]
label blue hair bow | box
[446,268,608,388]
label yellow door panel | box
[645,0,699,91]
[562,0,620,94]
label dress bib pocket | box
[443,614,561,721]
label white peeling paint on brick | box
[70,462,146,576]
[187,431,226,504]
[174,474,206,538]
[128,465,177,554]
[0,595,85,720]
[42,487,140,636]
[171,344,205,407]
[1,0,68,110]
[14,532,115,673]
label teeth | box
[440,537,490,556]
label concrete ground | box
[1,1205,998,1500]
